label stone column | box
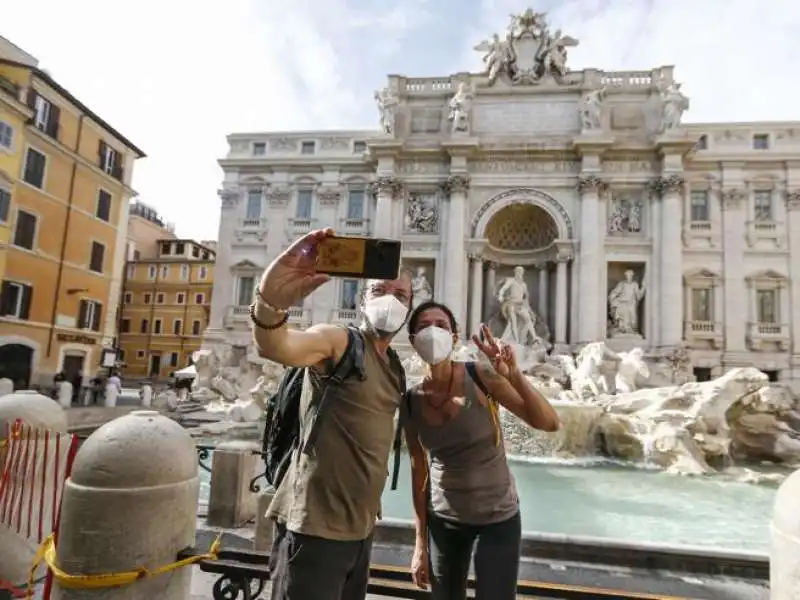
[369,176,403,239]
[786,191,800,362]
[469,255,484,336]
[653,174,685,348]
[484,262,497,321]
[442,174,470,326]
[554,253,571,349]
[720,187,748,353]
[536,262,549,321]
[576,175,607,343]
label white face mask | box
[412,326,454,365]
[363,295,408,335]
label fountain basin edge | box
[195,517,768,581]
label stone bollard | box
[140,383,153,408]
[206,441,259,529]
[254,490,276,551]
[51,410,199,600]
[771,467,800,598]
[104,383,118,408]
[82,388,93,407]
[0,378,13,397]
[57,381,73,409]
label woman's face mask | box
[362,294,409,335]
[412,326,455,365]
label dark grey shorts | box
[269,522,373,600]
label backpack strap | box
[388,347,407,491]
[465,361,502,447]
[465,361,491,399]
[302,326,364,455]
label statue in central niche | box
[496,266,544,346]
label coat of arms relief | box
[474,8,579,86]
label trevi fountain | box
[179,269,799,553]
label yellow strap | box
[486,397,501,447]
[26,534,221,596]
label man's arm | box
[251,303,349,368]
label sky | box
[4,0,800,241]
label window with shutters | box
[97,140,124,180]
[176,292,185,304]
[195,293,204,304]
[156,292,165,304]
[172,319,182,335]
[0,121,13,150]
[192,320,201,335]
[89,241,105,273]
[237,276,255,306]
[143,292,151,304]
[30,93,60,139]
[0,188,10,223]
[121,319,131,333]
[153,319,163,334]
[199,266,208,280]
[0,281,33,319]
[175,242,185,255]
[77,299,103,331]
[180,265,189,280]
[160,266,169,279]
[12,210,37,250]
[169,352,179,367]
[148,265,157,280]
[161,242,171,255]
[140,318,149,333]
[23,148,46,188]
[123,292,132,305]
[96,189,112,222]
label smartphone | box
[315,236,402,280]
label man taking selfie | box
[251,228,411,600]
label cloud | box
[3,0,798,241]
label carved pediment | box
[683,268,721,284]
[746,269,786,282]
[230,259,264,273]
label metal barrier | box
[178,546,695,600]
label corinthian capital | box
[576,175,608,194]
[785,189,800,211]
[719,187,746,211]
[369,175,403,197]
[649,174,685,197]
[442,174,470,195]
[217,188,240,208]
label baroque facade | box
[0,37,145,388]
[208,9,800,387]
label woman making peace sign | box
[401,300,560,600]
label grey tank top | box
[401,365,519,525]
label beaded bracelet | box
[249,302,289,330]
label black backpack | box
[262,325,407,490]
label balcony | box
[223,305,250,329]
[745,220,786,249]
[681,220,720,249]
[683,320,723,349]
[338,217,370,236]
[234,218,269,245]
[287,307,311,329]
[331,308,359,324]
[285,218,316,242]
[746,321,790,352]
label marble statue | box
[411,266,433,308]
[448,82,474,133]
[405,193,438,233]
[608,270,645,336]
[496,266,542,346]
[579,87,606,130]
[374,87,398,134]
[615,347,650,394]
[659,82,689,132]
[607,196,643,234]
[474,9,578,85]
[474,34,513,85]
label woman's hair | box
[407,301,459,335]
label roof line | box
[0,58,146,158]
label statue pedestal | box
[607,333,646,353]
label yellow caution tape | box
[26,533,221,597]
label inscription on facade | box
[472,99,579,134]
[471,160,580,174]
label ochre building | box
[119,233,215,380]
[0,37,145,388]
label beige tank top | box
[266,331,403,541]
